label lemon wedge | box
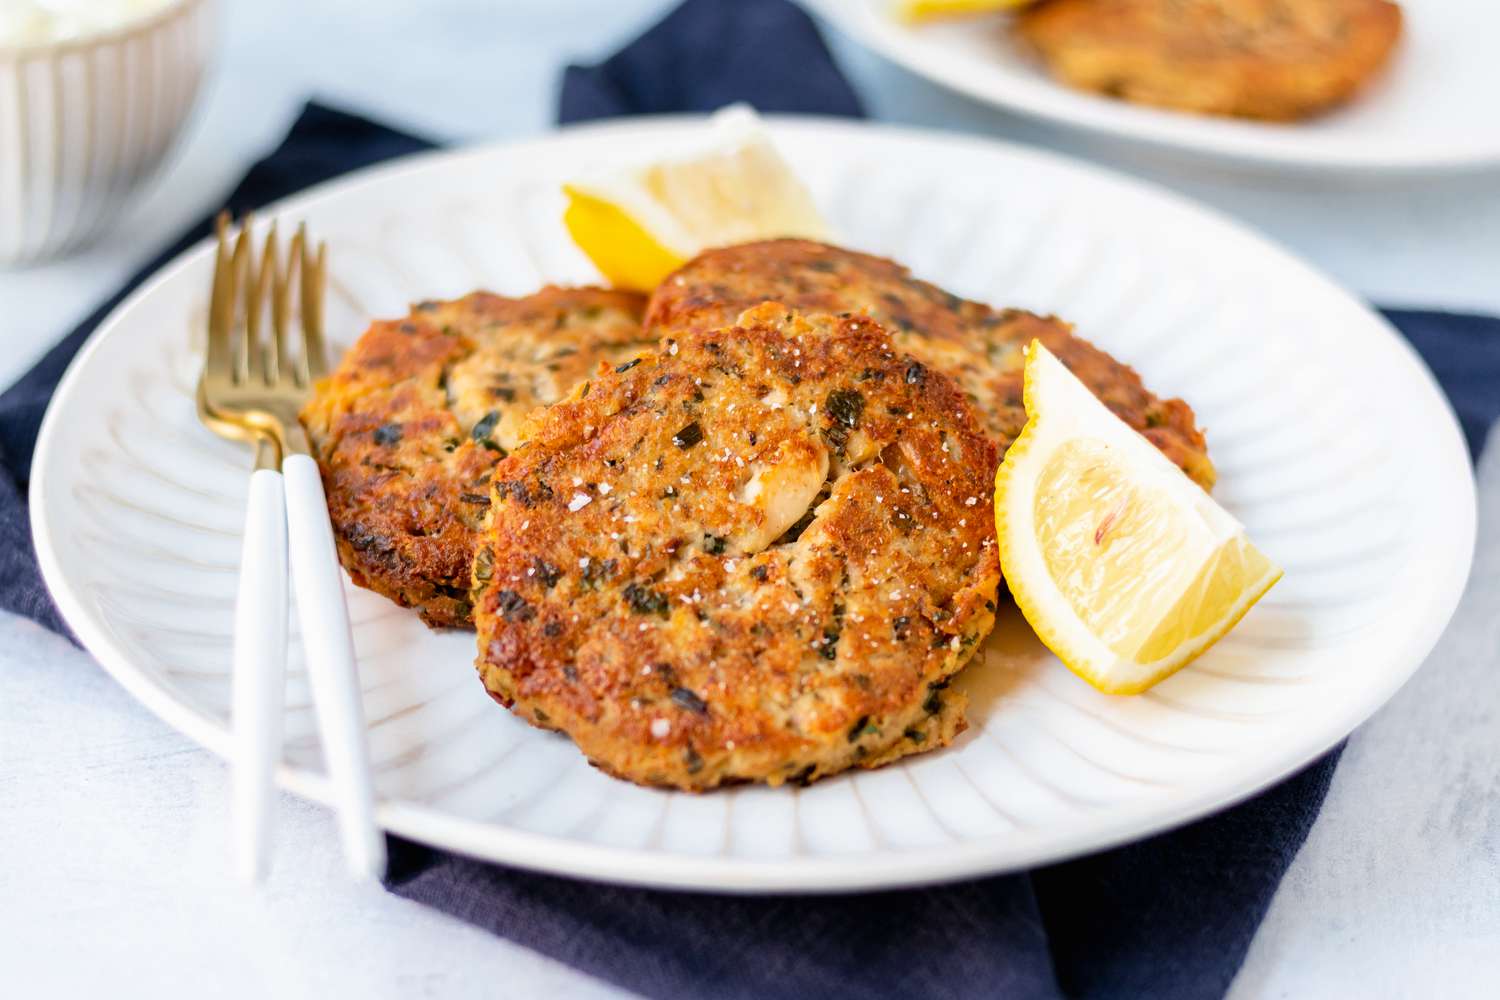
[896,0,1035,23]
[994,341,1281,694]
[563,105,829,292]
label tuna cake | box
[300,286,651,628]
[472,305,1001,790]
[646,239,1214,489]
[1012,0,1403,121]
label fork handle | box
[232,468,288,884]
[282,453,387,880]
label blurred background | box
[4,0,1499,392]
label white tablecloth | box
[3,2,1497,996]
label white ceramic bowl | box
[0,0,212,266]
[29,118,1476,892]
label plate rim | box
[809,0,1500,175]
[29,113,1479,893]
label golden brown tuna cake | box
[472,305,1001,790]
[300,287,652,628]
[645,239,1214,489]
[1013,0,1403,121]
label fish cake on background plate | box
[1012,0,1403,121]
[473,305,1001,790]
[645,238,1214,488]
[300,286,651,628]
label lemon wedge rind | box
[896,0,1035,24]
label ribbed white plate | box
[810,0,1500,173]
[31,117,1475,892]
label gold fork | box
[198,212,384,882]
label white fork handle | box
[232,468,288,884]
[282,453,386,880]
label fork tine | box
[247,221,276,387]
[270,227,298,386]
[205,212,236,378]
[264,223,295,386]
[231,214,257,385]
[300,227,330,384]
[282,226,304,386]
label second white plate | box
[31,116,1475,891]
[812,0,1500,174]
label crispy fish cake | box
[645,239,1213,488]
[301,287,651,628]
[1013,0,1403,121]
[473,306,1001,790]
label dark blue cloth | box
[383,755,1344,1000]
[1386,310,1500,461]
[559,0,863,123]
[0,104,431,638]
[2,3,1496,999]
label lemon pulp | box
[996,342,1281,694]
[562,105,828,292]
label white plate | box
[811,0,1500,173]
[31,116,1475,892]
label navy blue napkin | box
[3,3,1496,999]
[0,105,431,637]
[559,0,863,123]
